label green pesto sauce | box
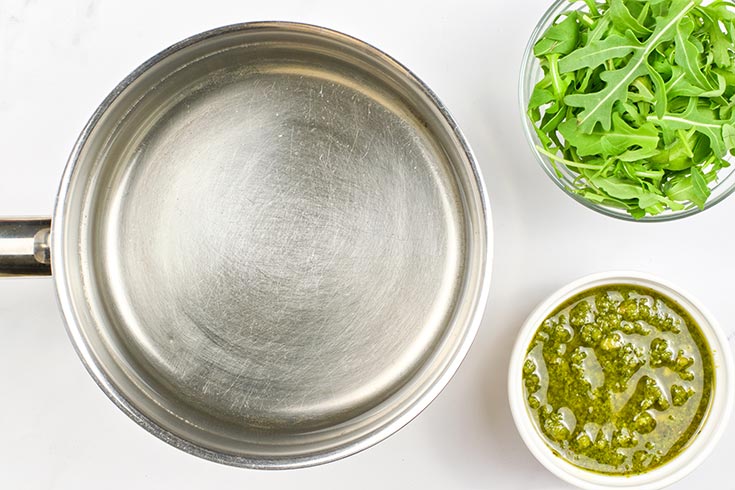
[523,285,714,475]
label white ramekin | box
[508,271,734,490]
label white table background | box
[1,0,734,488]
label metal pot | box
[0,22,491,468]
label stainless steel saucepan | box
[0,22,491,468]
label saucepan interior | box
[53,23,490,468]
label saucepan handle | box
[0,218,52,276]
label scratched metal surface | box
[52,23,490,467]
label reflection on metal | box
[0,218,52,276]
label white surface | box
[0,0,734,489]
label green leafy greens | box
[528,0,735,218]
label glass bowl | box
[519,0,735,222]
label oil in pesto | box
[523,285,714,475]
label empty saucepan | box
[0,22,491,468]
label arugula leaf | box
[534,13,580,57]
[664,167,712,208]
[648,98,735,157]
[674,17,711,90]
[559,34,638,73]
[528,86,555,122]
[666,67,726,98]
[559,113,659,157]
[698,6,732,67]
[609,0,652,37]
[723,122,735,149]
[591,175,650,200]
